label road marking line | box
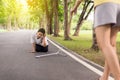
[48,39,114,80]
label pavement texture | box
[0,30,100,80]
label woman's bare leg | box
[95,25,120,80]
[100,61,110,80]
[100,27,119,80]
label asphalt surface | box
[0,30,100,80]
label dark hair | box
[37,28,45,34]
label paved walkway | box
[0,30,102,80]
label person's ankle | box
[100,76,108,80]
[115,73,120,80]
[115,75,120,80]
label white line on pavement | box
[48,39,114,80]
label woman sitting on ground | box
[30,28,48,53]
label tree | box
[0,0,6,28]
[64,0,72,40]
[49,0,54,34]
[44,0,50,34]
[91,27,99,51]
[27,0,59,33]
[53,0,59,36]
[27,0,46,28]
[13,1,23,30]
[73,0,93,36]
[67,0,75,34]
[44,0,60,35]
[0,0,29,30]
[2,0,15,30]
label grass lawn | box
[48,30,120,66]
[0,29,7,32]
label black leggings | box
[35,44,48,52]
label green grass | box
[0,29,7,32]
[48,30,120,66]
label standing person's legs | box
[110,27,120,51]
[100,61,110,80]
[95,25,120,80]
[100,27,120,80]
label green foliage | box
[27,0,54,28]
[0,0,94,31]
[58,0,64,22]
[81,20,93,30]
[0,0,34,29]
[0,0,6,24]
[71,20,93,30]
[27,0,45,18]
[70,0,94,31]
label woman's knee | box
[97,40,112,52]
[110,42,116,48]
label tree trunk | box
[49,0,54,34]
[14,17,18,30]
[44,0,54,34]
[53,0,59,37]
[84,1,94,20]
[44,0,50,34]
[91,27,99,51]
[46,19,51,34]
[39,18,41,28]
[64,0,72,40]
[68,0,73,34]
[39,14,46,28]
[49,13,53,34]
[73,20,84,36]
[73,0,92,36]
[7,15,12,31]
[39,17,44,28]
[68,13,73,35]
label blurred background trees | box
[0,0,94,40]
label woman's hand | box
[70,0,82,16]
[41,34,47,47]
[30,43,36,53]
[29,50,36,53]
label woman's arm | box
[70,0,83,15]
[32,43,36,53]
[42,34,47,47]
[30,33,36,53]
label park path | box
[0,30,100,80]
